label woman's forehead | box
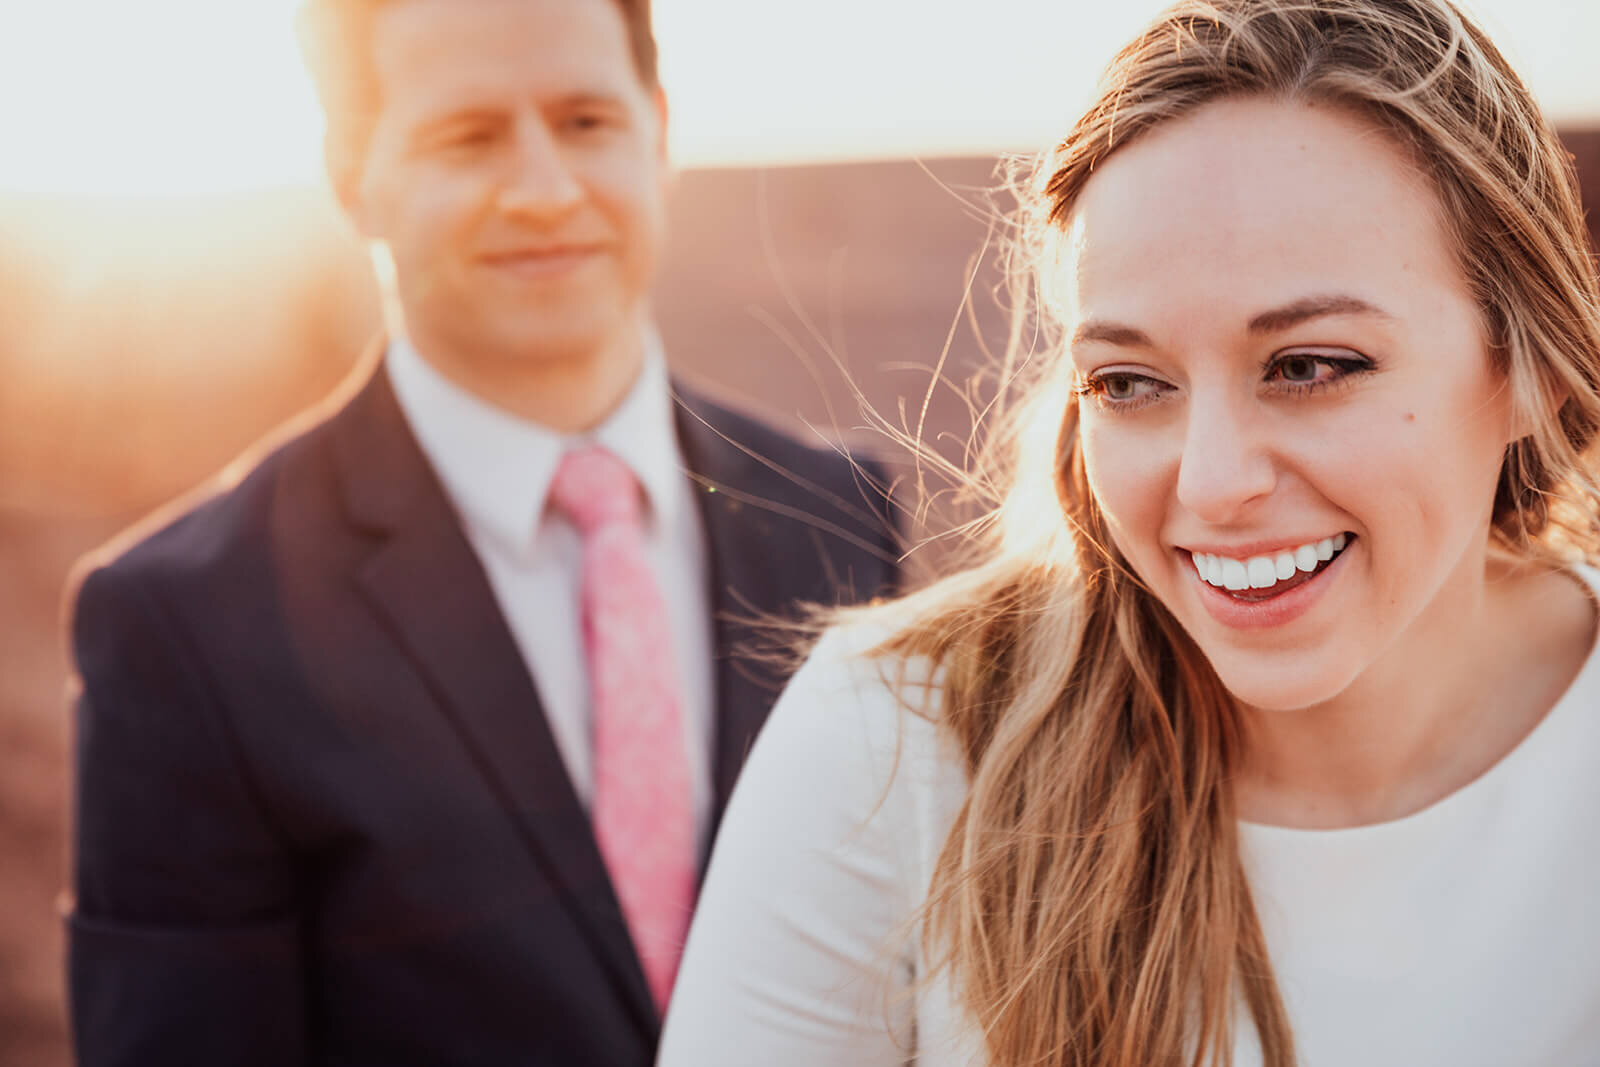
[1059,97,1461,329]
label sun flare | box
[0,0,1592,199]
[0,1,324,197]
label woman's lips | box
[1189,533,1349,594]
[1187,537,1354,630]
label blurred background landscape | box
[0,152,1020,1066]
[3,0,1598,1061]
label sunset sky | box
[1,0,1597,196]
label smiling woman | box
[656,1,1600,1065]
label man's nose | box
[498,121,583,220]
[1174,397,1277,524]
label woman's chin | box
[1207,656,1357,714]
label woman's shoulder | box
[778,619,950,756]
[666,623,970,1066]
[742,618,968,832]
[801,618,944,702]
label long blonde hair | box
[857,2,1600,1064]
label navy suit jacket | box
[66,358,900,1066]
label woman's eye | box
[1277,355,1321,383]
[1264,351,1368,389]
[1078,372,1168,409]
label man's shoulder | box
[673,378,903,597]
[71,378,361,606]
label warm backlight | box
[0,2,324,197]
[0,0,1592,198]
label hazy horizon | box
[1,0,1596,197]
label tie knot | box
[549,446,642,534]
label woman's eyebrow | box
[1247,294,1396,334]
[1071,294,1395,349]
[1070,321,1154,348]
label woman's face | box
[1066,97,1516,711]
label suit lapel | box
[672,390,798,831]
[329,363,658,1034]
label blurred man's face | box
[350,0,667,392]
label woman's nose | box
[1174,399,1277,524]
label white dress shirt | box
[386,334,717,852]
[660,570,1600,1066]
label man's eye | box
[431,128,497,153]
[564,113,614,134]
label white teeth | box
[1189,534,1350,594]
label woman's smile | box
[1183,534,1355,630]
[1186,532,1349,596]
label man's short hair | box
[296,0,660,181]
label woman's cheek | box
[1082,422,1164,559]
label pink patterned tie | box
[548,445,696,1015]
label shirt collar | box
[386,331,685,556]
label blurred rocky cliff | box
[2,137,1597,1062]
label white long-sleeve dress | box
[659,578,1600,1067]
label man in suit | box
[64,0,898,1063]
